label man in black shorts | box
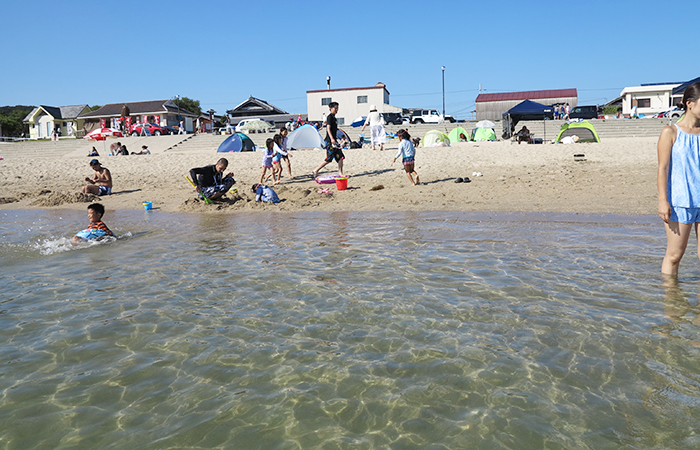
[313,102,344,178]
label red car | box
[129,122,168,136]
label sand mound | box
[31,192,98,207]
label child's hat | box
[89,159,100,166]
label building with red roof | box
[476,88,578,121]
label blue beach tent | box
[217,132,255,152]
[502,100,554,139]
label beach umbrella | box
[474,120,496,129]
[238,119,273,133]
[86,128,124,153]
[350,116,366,128]
[86,128,124,141]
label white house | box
[23,105,91,139]
[306,82,401,125]
[620,84,683,116]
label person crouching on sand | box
[82,159,112,195]
[392,129,420,186]
[189,158,236,201]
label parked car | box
[381,112,404,125]
[410,109,455,124]
[569,105,598,120]
[664,107,683,119]
[160,124,177,135]
[129,122,169,136]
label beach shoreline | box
[0,136,659,216]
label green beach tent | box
[422,130,450,147]
[473,127,496,141]
[448,126,471,143]
[555,120,600,143]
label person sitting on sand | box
[252,183,280,204]
[189,157,236,201]
[72,203,114,243]
[517,126,532,144]
[87,146,99,157]
[131,145,151,155]
[81,159,112,195]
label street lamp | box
[441,66,446,118]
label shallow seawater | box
[2,209,700,449]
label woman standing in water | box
[658,82,700,275]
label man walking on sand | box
[313,102,344,178]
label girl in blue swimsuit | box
[658,82,700,275]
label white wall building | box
[306,82,401,125]
[620,84,683,116]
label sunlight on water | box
[1,209,700,449]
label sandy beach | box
[0,133,659,216]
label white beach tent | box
[287,124,325,149]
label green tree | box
[90,105,101,111]
[0,106,34,137]
[173,97,201,116]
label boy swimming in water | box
[72,203,114,243]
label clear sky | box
[2,0,698,119]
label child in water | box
[392,129,420,186]
[72,203,114,243]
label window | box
[321,98,332,106]
[636,98,651,108]
[357,95,367,104]
[337,118,345,126]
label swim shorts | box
[402,156,414,165]
[98,186,112,195]
[670,206,700,224]
[201,176,236,198]
[325,146,345,163]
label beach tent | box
[216,132,255,152]
[473,127,497,141]
[336,128,350,143]
[555,120,600,143]
[287,124,325,149]
[447,126,471,143]
[502,100,554,139]
[422,130,450,147]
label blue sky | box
[2,0,698,119]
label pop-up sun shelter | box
[216,132,256,152]
[422,130,450,147]
[502,100,554,139]
[473,128,497,141]
[287,124,325,149]
[555,120,600,143]
[448,127,471,142]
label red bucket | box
[335,177,348,191]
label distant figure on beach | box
[564,103,570,120]
[179,119,185,134]
[360,105,386,151]
[81,159,112,195]
[189,158,236,201]
[252,183,280,203]
[131,145,150,155]
[260,138,276,185]
[87,146,99,157]
[658,82,700,276]
[195,118,201,134]
[517,126,532,144]
[72,203,114,243]
[392,129,420,186]
[279,128,293,179]
[313,102,344,178]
